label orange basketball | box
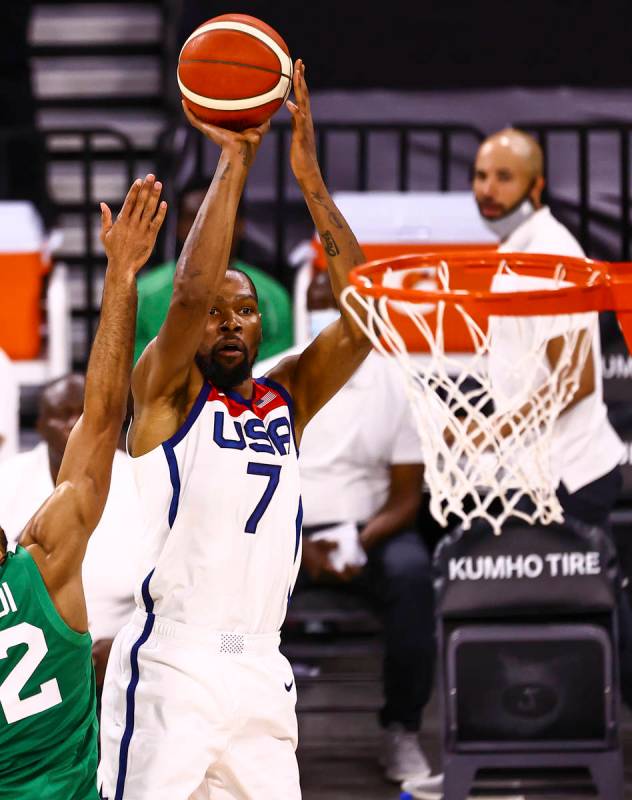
[178,14,293,132]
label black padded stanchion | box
[433,517,624,800]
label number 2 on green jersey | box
[0,622,62,723]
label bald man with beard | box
[471,127,623,532]
[474,128,583,254]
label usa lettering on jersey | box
[213,411,292,456]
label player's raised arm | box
[133,107,269,411]
[19,176,166,592]
[268,60,371,440]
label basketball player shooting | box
[97,60,371,800]
[0,175,166,799]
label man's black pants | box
[296,526,435,732]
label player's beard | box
[477,178,538,242]
[195,347,258,390]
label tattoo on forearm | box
[219,162,232,181]
[240,143,252,168]
[311,191,343,229]
[321,230,340,257]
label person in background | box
[474,128,623,535]
[0,348,18,462]
[134,179,293,363]
[404,127,627,800]
[256,269,434,786]
[0,373,144,699]
[475,127,582,256]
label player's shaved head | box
[38,373,86,483]
[227,268,258,303]
[478,128,544,181]
[40,373,85,415]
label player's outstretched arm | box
[133,107,269,412]
[269,60,371,440]
[20,176,166,601]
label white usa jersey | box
[129,377,303,633]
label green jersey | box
[0,547,98,799]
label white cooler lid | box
[0,202,45,253]
[330,191,498,245]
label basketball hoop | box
[341,252,632,534]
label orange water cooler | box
[0,202,51,360]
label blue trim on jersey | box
[257,377,299,455]
[141,567,156,613]
[164,381,211,448]
[162,442,181,528]
[114,570,156,800]
[160,382,209,529]
[294,497,303,563]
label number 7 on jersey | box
[245,463,281,534]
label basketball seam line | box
[179,73,291,109]
[179,58,291,80]
[180,22,292,76]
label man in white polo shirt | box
[474,128,624,530]
[405,128,627,800]
[256,274,434,786]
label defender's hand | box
[286,60,320,186]
[181,101,269,167]
[100,174,167,274]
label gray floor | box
[289,635,632,800]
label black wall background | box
[180,0,632,89]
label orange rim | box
[347,251,632,318]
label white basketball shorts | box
[98,609,300,800]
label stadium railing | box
[156,121,487,274]
[4,120,632,367]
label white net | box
[341,259,598,534]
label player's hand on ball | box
[100,174,167,273]
[287,59,320,186]
[181,101,270,166]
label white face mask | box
[480,198,536,242]
[309,308,340,339]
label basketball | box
[177,14,293,131]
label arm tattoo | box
[321,230,340,257]
[219,162,232,181]
[311,191,343,229]
[240,143,252,168]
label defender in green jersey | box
[0,175,167,799]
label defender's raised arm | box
[20,176,166,624]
